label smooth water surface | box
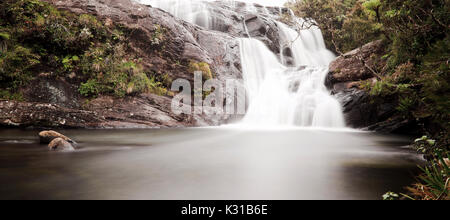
[0,128,422,200]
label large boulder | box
[334,88,397,129]
[202,1,294,58]
[48,138,75,151]
[326,40,385,92]
[326,41,389,129]
[39,130,75,144]
[24,75,81,109]
[327,40,421,134]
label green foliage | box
[0,90,24,101]
[382,192,399,200]
[414,136,438,156]
[370,81,394,96]
[404,153,449,200]
[0,32,10,40]
[362,0,381,15]
[289,0,384,53]
[62,55,79,71]
[396,96,415,113]
[380,0,449,66]
[189,61,213,80]
[79,79,100,97]
[0,45,40,89]
[0,0,170,99]
[292,0,449,135]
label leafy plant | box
[382,192,399,200]
[396,96,415,113]
[79,79,100,97]
[0,45,40,89]
[405,154,449,200]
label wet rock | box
[333,87,420,134]
[326,40,385,91]
[324,40,413,133]
[195,0,292,56]
[48,138,75,151]
[39,130,75,144]
[0,100,104,128]
[24,76,80,109]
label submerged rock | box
[48,138,75,151]
[39,130,75,144]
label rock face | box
[39,130,74,144]
[0,0,249,128]
[326,40,385,92]
[43,0,243,83]
[1,101,103,128]
[0,94,193,128]
[48,138,75,151]
[327,40,420,134]
[334,88,397,129]
[24,76,81,109]
[200,1,295,60]
[0,0,300,129]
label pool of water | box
[0,127,423,200]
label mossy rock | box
[188,61,213,80]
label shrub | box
[0,45,40,89]
[404,154,449,200]
[189,61,213,80]
[79,79,100,97]
[0,32,10,40]
[0,0,171,99]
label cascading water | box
[138,0,213,28]
[239,36,344,127]
[139,0,345,128]
[239,11,344,127]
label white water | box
[139,0,213,28]
[138,0,286,29]
[239,37,344,127]
[138,0,345,128]
[239,17,344,127]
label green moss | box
[189,61,213,80]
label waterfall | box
[239,19,344,127]
[138,0,345,128]
[138,0,213,28]
[239,37,345,127]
